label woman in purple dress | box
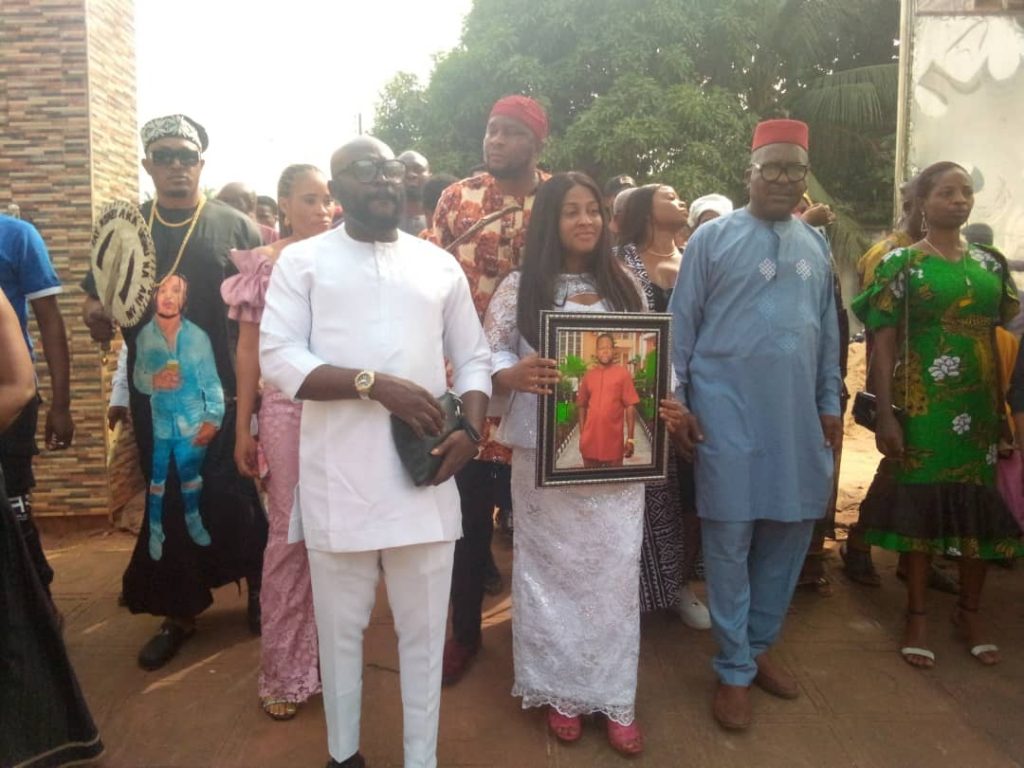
[221,164,333,720]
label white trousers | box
[307,541,455,768]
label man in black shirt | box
[82,114,267,670]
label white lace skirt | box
[510,450,644,725]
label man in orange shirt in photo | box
[577,334,640,468]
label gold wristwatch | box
[354,370,375,400]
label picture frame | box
[536,311,672,487]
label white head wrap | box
[687,193,733,229]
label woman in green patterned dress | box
[853,161,1023,670]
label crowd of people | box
[1,93,1022,768]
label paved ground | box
[48,518,1024,768]
[554,422,653,469]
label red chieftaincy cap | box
[751,119,809,151]
[489,95,549,142]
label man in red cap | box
[669,119,842,731]
[432,95,551,685]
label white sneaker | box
[676,584,711,630]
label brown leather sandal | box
[261,697,298,721]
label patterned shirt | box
[857,230,914,289]
[433,171,550,462]
[433,171,550,320]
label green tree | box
[687,0,900,227]
[373,72,430,154]
[373,0,900,256]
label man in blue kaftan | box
[670,119,842,731]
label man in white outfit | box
[260,135,492,768]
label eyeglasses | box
[336,158,407,184]
[149,148,202,167]
[752,162,809,183]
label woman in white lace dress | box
[484,172,653,756]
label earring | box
[920,211,928,235]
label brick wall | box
[0,0,142,525]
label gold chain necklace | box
[152,202,196,228]
[147,196,206,283]
[642,245,677,258]
[922,236,965,262]
[924,236,974,307]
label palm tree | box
[691,0,900,264]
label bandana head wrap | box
[751,119,808,151]
[140,114,209,153]
[489,96,549,143]
[687,193,734,229]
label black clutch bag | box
[851,391,903,433]
[391,391,465,486]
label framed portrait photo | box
[536,311,672,487]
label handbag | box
[391,391,466,486]
[852,391,903,431]
[853,264,909,433]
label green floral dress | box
[852,244,1024,559]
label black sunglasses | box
[150,148,202,167]
[336,158,406,184]
[752,161,809,183]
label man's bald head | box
[397,150,429,171]
[216,182,258,216]
[328,136,404,238]
[397,150,430,204]
[329,136,395,178]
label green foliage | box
[372,0,900,255]
[638,396,657,422]
[373,72,430,154]
[559,354,588,380]
[641,350,658,388]
[545,74,756,204]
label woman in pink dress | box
[221,164,333,720]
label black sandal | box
[840,542,880,587]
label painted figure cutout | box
[133,274,223,559]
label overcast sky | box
[135,0,472,197]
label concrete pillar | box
[1,0,142,530]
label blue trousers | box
[148,434,206,528]
[701,518,814,686]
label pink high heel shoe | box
[607,718,644,756]
[547,707,582,743]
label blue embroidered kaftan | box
[670,208,842,523]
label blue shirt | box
[671,208,842,523]
[0,216,62,354]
